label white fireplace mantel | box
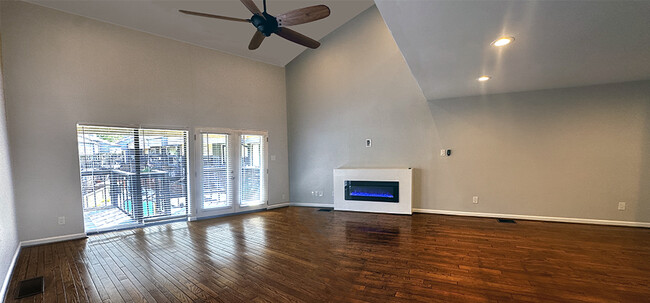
[333,168,412,215]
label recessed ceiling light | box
[491,36,514,47]
[477,76,491,82]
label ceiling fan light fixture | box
[477,76,491,82]
[491,36,514,47]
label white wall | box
[286,6,650,224]
[0,1,20,297]
[1,1,290,242]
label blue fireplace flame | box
[350,191,394,198]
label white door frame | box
[193,127,268,219]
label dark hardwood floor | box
[4,207,650,302]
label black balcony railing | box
[81,168,186,223]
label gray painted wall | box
[287,7,435,209]
[429,82,650,223]
[0,1,20,296]
[1,1,289,242]
[286,6,650,223]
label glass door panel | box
[140,128,189,220]
[201,133,232,210]
[240,134,265,207]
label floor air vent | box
[318,208,333,212]
[15,276,44,299]
[497,218,516,223]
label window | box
[240,134,265,206]
[201,133,232,209]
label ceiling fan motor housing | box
[251,13,278,37]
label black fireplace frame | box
[344,180,399,203]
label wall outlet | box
[318,191,323,197]
[311,191,315,196]
[271,155,276,161]
[440,149,446,157]
[366,139,372,148]
[282,194,286,200]
[58,216,66,225]
[618,202,626,211]
[472,196,479,204]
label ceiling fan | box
[180,0,330,50]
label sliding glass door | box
[77,125,189,233]
[77,125,267,231]
[197,129,267,217]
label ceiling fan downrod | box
[250,0,277,37]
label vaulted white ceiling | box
[375,0,650,100]
[25,0,374,66]
[22,0,650,99]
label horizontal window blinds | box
[201,133,233,209]
[77,125,188,232]
[240,134,265,206]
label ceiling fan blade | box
[179,10,250,23]
[275,28,320,49]
[276,5,330,27]
[240,0,263,16]
[248,30,266,50]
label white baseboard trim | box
[290,202,333,208]
[267,202,290,210]
[20,233,87,247]
[1,244,21,301]
[413,208,650,228]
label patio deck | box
[84,203,187,231]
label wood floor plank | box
[4,207,650,302]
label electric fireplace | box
[345,181,399,202]
[334,168,412,215]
